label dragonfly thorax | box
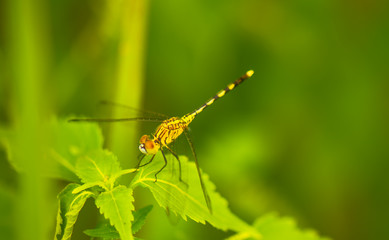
[154,117,189,147]
[139,135,160,155]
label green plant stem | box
[6,0,51,239]
[108,0,150,169]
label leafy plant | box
[2,118,330,240]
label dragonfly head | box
[139,135,160,155]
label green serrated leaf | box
[55,183,94,240]
[76,149,121,185]
[132,205,153,234]
[49,117,104,181]
[83,224,120,239]
[1,117,104,181]
[84,204,153,238]
[96,185,135,240]
[237,213,330,240]
[131,154,253,233]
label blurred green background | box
[1,0,389,239]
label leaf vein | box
[136,178,208,212]
[86,156,106,181]
[109,190,127,238]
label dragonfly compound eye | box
[139,143,147,154]
[144,140,159,155]
[139,135,149,144]
[145,140,155,150]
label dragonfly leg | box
[155,150,168,182]
[165,146,187,185]
[137,154,155,169]
[135,153,146,169]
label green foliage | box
[253,213,330,240]
[2,118,330,240]
[84,224,120,239]
[83,205,153,238]
[55,183,94,240]
[96,186,135,240]
[227,213,330,240]
[75,149,121,187]
[48,118,104,181]
[131,154,254,233]
[1,118,104,182]
[132,205,153,234]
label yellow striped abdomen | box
[152,70,253,148]
[189,70,253,117]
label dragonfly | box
[70,70,254,213]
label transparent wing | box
[99,100,169,119]
[68,117,164,123]
[69,100,169,123]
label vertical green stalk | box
[108,0,150,168]
[6,0,50,239]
